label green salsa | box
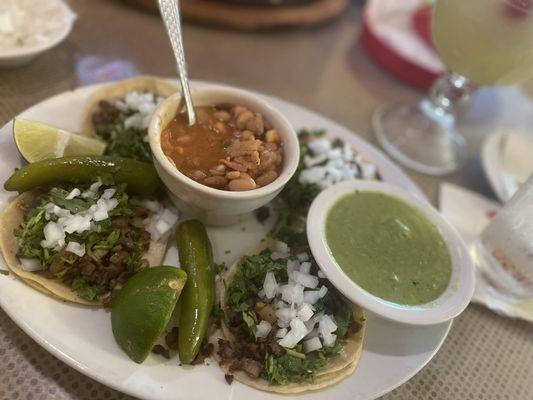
[325,191,451,305]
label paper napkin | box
[439,183,533,323]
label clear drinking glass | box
[373,0,533,175]
[472,175,533,299]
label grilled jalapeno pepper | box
[176,219,215,364]
[4,156,161,195]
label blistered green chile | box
[176,220,215,364]
[4,156,161,195]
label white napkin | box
[499,131,533,199]
[439,183,533,323]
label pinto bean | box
[214,122,228,134]
[191,170,207,180]
[260,151,277,169]
[251,151,260,165]
[232,105,247,118]
[177,135,192,144]
[255,170,278,187]
[236,111,254,130]
[209,168,226,176]
[204,176,228,188]
[214,110,231,122]
[220,159,248,172]
[265,130,281,143]
[264,142,278,152]
[225,171,241,180]
[228,177,257,191]
[246,114,264,134]
[240,130,255,141]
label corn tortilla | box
[0,192,168,306]
[211,240,365,393]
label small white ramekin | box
[148,84,300,226]
[307,180,475,325]
[0,1,76,69]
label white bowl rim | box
[307,180,476,325]
[0,2,75,59]
[148,85,300,200]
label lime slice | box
[111,266,187,363]
[13,119,107,163]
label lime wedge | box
[13,119,107,163]
[111,266,187,363]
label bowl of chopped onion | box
[0,0,76,68]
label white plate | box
[0,81,451,400]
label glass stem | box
[420,71,475,128]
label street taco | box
[81,76,178,162]
[0,180,177,306]
[210,240,365,393]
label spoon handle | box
[158,0,196,126]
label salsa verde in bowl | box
[306,180,475,325]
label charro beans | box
[160,104,284,191]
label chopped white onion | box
[278,318,307,348]
[101,188,116,200]
[299,261,311,274]
[319,314,337,333]
[308,138,331,155]
[296,253,309,262]
[40,222,65,250]
[318,285,328,298]
[65,188,80,200]
[303,290,321,305]
[280,283,304,305]
[322,331,337,347]
[293,270,319,289]
[276,328,288,338]
[297,303,315,322]
[160,208,178,226]
[155,219,171,235]
[276,306,296,323]
[141,200,161,212]
[303,337,322,353]
[65,241,86,257]
[19,257,44,272]
[317,270,326,279]
[263,271,278,300]
[271,240,289,254]
[298,137,377,189]
[61,214,92,234]
[255,320,272,339]
[304,327,319,339]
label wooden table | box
[0,1,532,399]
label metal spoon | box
[157,0,196,126]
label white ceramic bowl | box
[0,1,75,69]
[307,180,475,325]
[148,85,300,226]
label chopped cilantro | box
[71,277,98,301]
[226,250,288,311]
[103,122,152,162]
[0,270,9,276]
[242,310,258,336]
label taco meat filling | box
[217,241,363,385]
[91,90,164,162]
[13,180,177,303]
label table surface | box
[1,1,532,399]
